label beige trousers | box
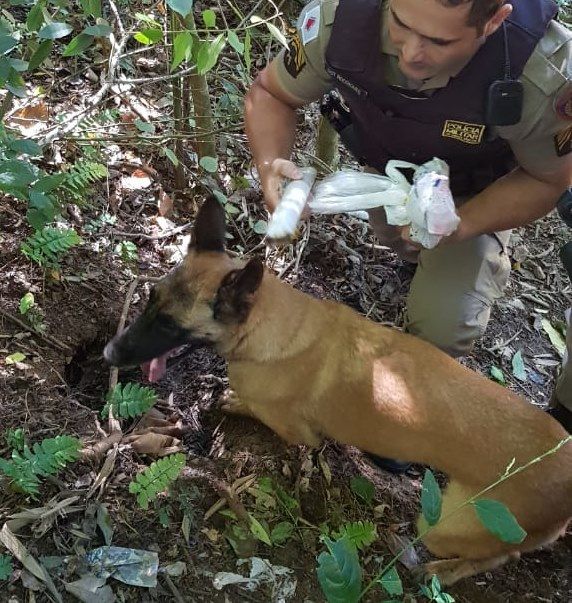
[369,207,572,411]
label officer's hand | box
[260,158,302,212]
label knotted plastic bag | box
[267,158,460,249]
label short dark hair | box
[439,0,504,30]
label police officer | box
[244,0,572,437]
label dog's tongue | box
[141,353,169,383]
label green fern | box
[0,435,82,496]
[21,227,81,267]
[332,521,377,551]
[76,108,119,134]
[0,554,13,581]
[101,382,158,419]
[129,453,186,509]
[59,159,108,202]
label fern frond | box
[101,382,158,419]
[76,108,119,134]
[0,554,13,581]
[0,435,81,496]
[332,521,377,551]
[59,159,108,202]
[21,435,82,476]
[21,227,81,267]
[129,453,186,509]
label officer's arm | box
[244,61,310,212]
[450,158,572,243]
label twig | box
[163,574,186,603]
[109,66,197,85]
[0,307,72,352]
[484,328,523,354]
[112,222,192,240]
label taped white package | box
[267,158,460,248]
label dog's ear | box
[190,195,226,253]
[214,259,264,323]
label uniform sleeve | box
[273,0,336,102]
[499,25,572,175]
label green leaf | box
[80,0,102,18]
[6,352,26,364]
[511,350,527,382]
[196,34,226,74]
[541,319,567,357]
[9,59,29,73]
[0,57,10,84]
[377,565,403,596]
[129,453,186,509]
[199,155,218,173]
[350,476,375,505]
[253,219,267,235]
[227,30,244,55]
[202,9,216,28]
[164,148,179,166]
[27,2,46,32]
[21,227,80,267]
[32,173,66,194]
[62,33,95,57]
[8,139,42,156]
[171,31,193,71]
[332,521,377,551]
[83,23,112,37]
[0,554,13,581]
[0,159,37,193]
[249,514,272,545]
[38,22,73,40]
[266,22,288,49]
[0,35,18,55]
[134,28,163,45]
[270,521,294,545]
[134,119,155,134]
[421,469,442,526]
[19,292,35,315]
[29,40,53,70]
[473,499,527,544]
[166,0,194,18]
[489,365,505,384]
[102,382,157,419]
[317,537,362,603]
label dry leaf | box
[123,432,182,457]
[158,188,173,217]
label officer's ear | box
[482,3,512,38]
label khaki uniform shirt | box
[274,0,572,174]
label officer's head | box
[389,0,512,82]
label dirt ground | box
[1,176,571,602]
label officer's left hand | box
[397,225,424,251]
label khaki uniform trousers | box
[369,207,572,412]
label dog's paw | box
[220,389,253,417]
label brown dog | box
[104,197,572,584]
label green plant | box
[350,476,375,506]
[18,292,45,332]
[129,453,187,509]
[114,240,138,263]
[4,427,25,452]
[101,382,157,419]
[58,159,108,203]
[420,575,455,603]
[0,554,13,581]
[332,521,377,551]
[0,435,82,496]
[317,536,362,603]
[21,227,81,268]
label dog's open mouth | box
[140,345,195,382]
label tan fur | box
[159,249,572,585]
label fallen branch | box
[0,306,72,352]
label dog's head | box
[103,196,264,381]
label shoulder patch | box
[284,28,307,78]
[554,84,572,121]
[301,4,321,45]
[554,125,572,157]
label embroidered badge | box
[554,86,572,121]
[284,28,306,78]
[442,120,486,145]
[301,4,320,45]
[554,125,572,157]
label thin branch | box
[0,306,72,352]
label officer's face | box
[388,0,510,82]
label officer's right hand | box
[260,158,302,213]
